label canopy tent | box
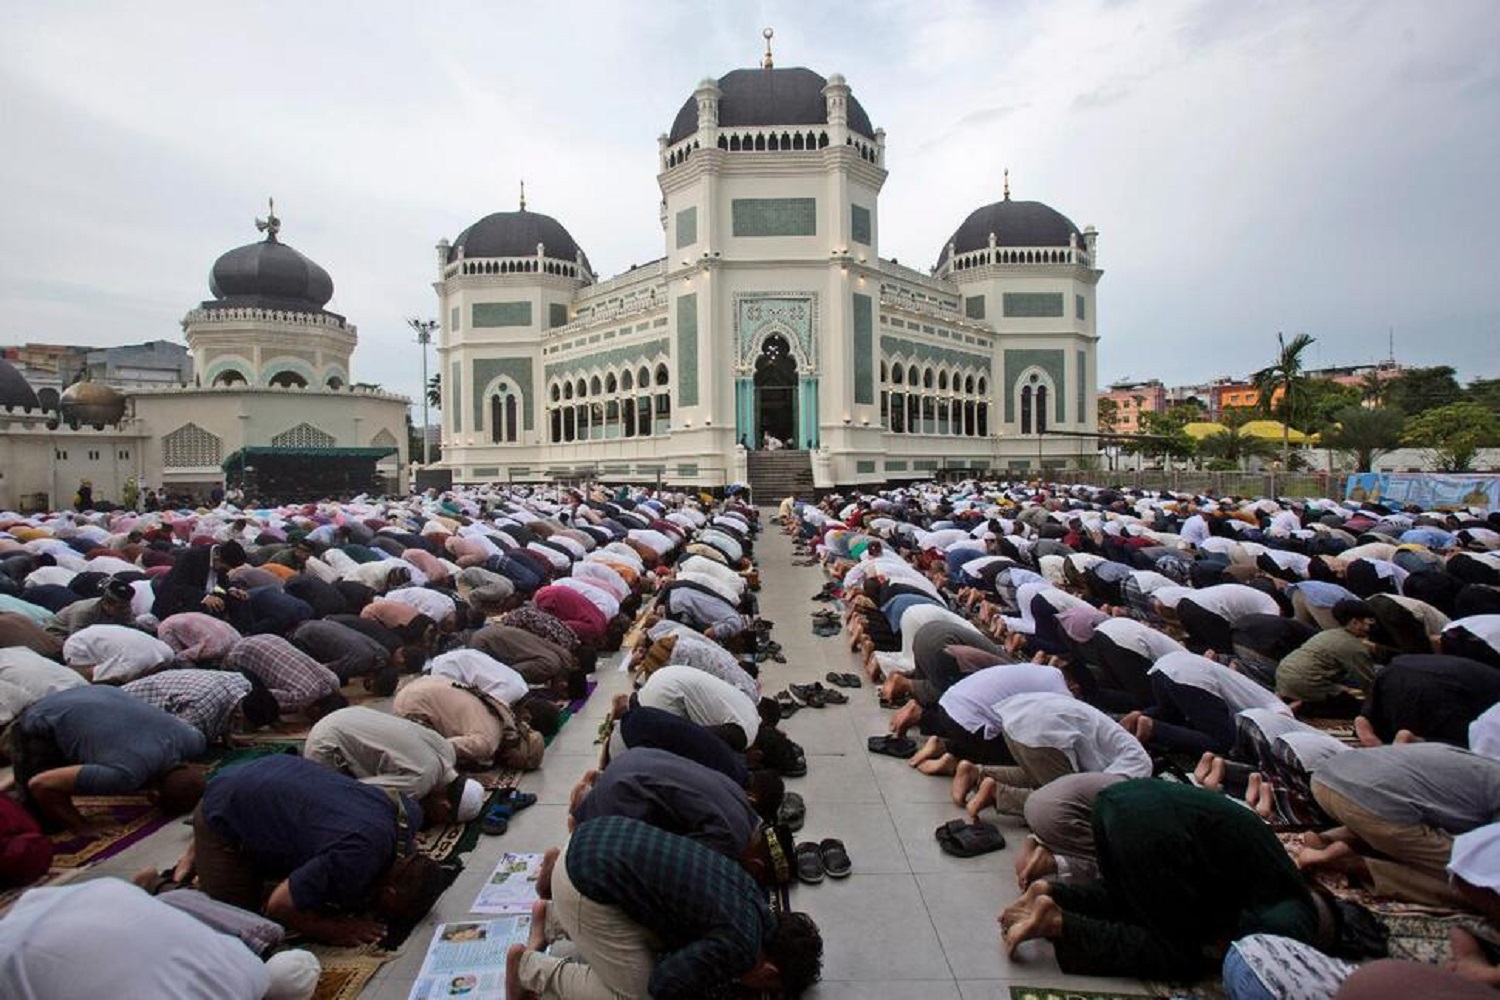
[1182,419,1316,444]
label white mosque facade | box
[435,55,1101,489]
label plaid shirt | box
[224,635,339,712]
[123,669,252,742]
[566,816,773,999]
[157,612,242,664]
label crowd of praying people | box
[787,480,1500,998]
[0,484,827,999]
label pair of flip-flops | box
[811,622,841,637]
[480,787,538,835]
[778,791,806,832]
[791,683,847,708]
[935,818,1006,857]
[825,672,862,688]
[794,838,852,883]
[775,690,801,719]
[867,734,917,758]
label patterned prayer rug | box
[49,795,174,868]
[306,944,389,1000]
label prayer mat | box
[306,944,389,1000]
[1011,989,1156,1000]
[1381,911,1492,964]
[206,740,303,774]
[415,778,520,864]
[49,796,174,869]
[1302,717,1360,747]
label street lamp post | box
[408,318,437,467]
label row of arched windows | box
[879,360,989,437]
[545,362,671,443]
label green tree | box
[1320,405,1404,472]
[1402,401,1500,472]
[1199,407,1277,470]
[1358,369,1388,406]
[1384,366,1462,414]
[1466,377,1500,418]
[427,372,442,410]
[1296,379,1362,433]
[1097,397,1120,435]
[1250,331,1316,469]
[1129,405,1198,465]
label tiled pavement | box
[75,515,1148,998]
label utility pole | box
[407,318,438,466]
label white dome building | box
[434,44,1100,490]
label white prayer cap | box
[1449,823,1500,891]
[457,778,486,823]
[264,949,321,1000]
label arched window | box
[1021,385,1033,435]
[1036,386,1049,434]
[938,371,949,391]
[639,365,651,388]
[575,378,587,399]
[889,391,904,432]
[977,377,987,394]
[907,365,919,386]
[655,363,670,387]
[563,407,576,442]
[964,375,975,394]
[490,390,519,443]
[563,381,574,401]
[891,365,904,386]
[622,397,636,437]
[550,409,562,443]
[879,361,888,383]
[550,383,561,403]
[621,370,634,392]
[922,368,934,389]
[325,376,344,390]
[589,375,602,397]
[268,370,307,389]
[212,370,247,387]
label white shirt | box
[571,561,630,601]
[1261,549,1312,576]
[637,664,760,743]
[1150,651,1291,715]
[938,662,1069,739]
[1447,615,1500,653]
[0,879,270,1000]
[1093,617,1185,661]
[1180,584,1279,622]
[0,647,87,726]
[384,586,457,623]
[63,625,174,682]
[427,648,529,705]
[994,692,1153,777]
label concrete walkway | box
[76,517,1146,998]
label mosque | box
[434,33,1101,490]
[0,206,409,509]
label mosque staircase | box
[747,450,815,503]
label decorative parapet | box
[662,125,883,171]
[938,244,1095,280]
[442,252,593,285]
[182,307,353,333]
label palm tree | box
[1251,331,1316,470]
[426,372,441,410]
[1358,369,1386,407]
[1320,405,1403,472]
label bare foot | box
[1015,837,1058,889]
[131,866,162,890]
[1119,711,1142,738]
[1031,650,1047,664]
[966,777,998,822]
[528,899,549,951]
[889,700,922,738]
[999,878,1053,931]
[1004,894,1062,957]
[1394,729,1420,744]
[909,735,944,769]
[1134,715,1155,744]
[952,760,980,807]
[1205,755,1224,792]
[1301,831,1329,851]
[1446,928,1500,985]
[917,753,957,777]
[1193,751,1215,786]
[506,943,536,1000]
[1354,715,1383,747]
[536,846,560,900]
[1297,838,1360,873]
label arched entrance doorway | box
[753,333,798,448]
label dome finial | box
[1003,169,1010,201]
[255,197,281,242]
[519,179,527,212]
[762,27,774,70]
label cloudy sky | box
[3,0,1496,405]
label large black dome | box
[207,235,334,313]
[448,209,590,271]
[668,67,874,145]
[0,359,40,412]
[937,199,1083,270]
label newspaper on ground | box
[406,915,532,1000]
[471,852,544,915]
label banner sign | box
[1344,473,1500,511]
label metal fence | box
[1040,468,1336,498]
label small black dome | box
[937,199,1083,270]
[448,210,590,271]
[668,67,874,145]
[0,359,40,412]
[207,235,335,314]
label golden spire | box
[519,180,527,212]
[1003,169,1010,201]
[762,27,774,70]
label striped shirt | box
[566,816,773,999]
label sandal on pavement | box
[790,684,826,708]
[497,788,537,811]
[775,690,801,719]
[795,841,826,884]
[778,791,806,832]
[935,818,1006,857]
[815,683,848,705]
[819,838,852,878]
[481,802,515,836]
[825,672,862,688]
[867,734,917,758]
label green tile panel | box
[1002,293,1064,318]
[851,204,871,245]
[853,293,874,405]
[677,294,699,406]
[472,301,533,328]
[676,207,698,249]
[731,198,816,237]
